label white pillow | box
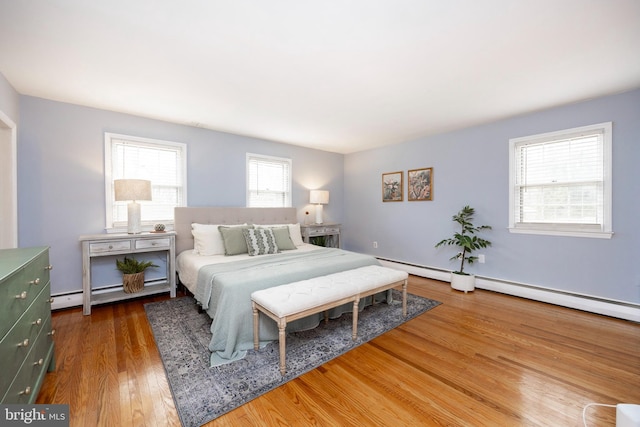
[191,223,247,256]
[256,223,304,247]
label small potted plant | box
[435,205,491,293]
[116,257,158,293]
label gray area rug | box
[145,291,441,427]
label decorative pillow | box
[256,223,304,246]
[191,223,248,255]
[267,226,297,251]
[288,223,304,246]
[191,224,225,255]
[242,228,279,256]
[218,225,254,256]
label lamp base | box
[315,204,324,224]
[127,201,142,234]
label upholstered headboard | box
[174,207,298,255]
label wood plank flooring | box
[36,276,639,426]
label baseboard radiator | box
[51,291,84,311]
[377,258,640,322]
[52,261,639,322]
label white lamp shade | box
[309,190,329,205]
[114,179,152,202]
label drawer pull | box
[47,298,55,304]
[30,278,41,285]
[33,318,43,326]
[15,291,27,300]
[45,264,53,270]
[18,338,29,348]
[48,329,56,336]
[19,386,32,396]
[34,358,44,366]
[108,245,113,249]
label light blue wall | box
[18,96,344,294]
[13,87,640,305]
[344,89,640,304]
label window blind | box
[247,154,292,208]
[514,130,604,229]
[108,135,186,228]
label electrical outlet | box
[373,241,378,248]
[478,254,485,263]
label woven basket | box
[123,272,145,293]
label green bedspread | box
[194,248,381,366]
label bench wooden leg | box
[252,302,259,350]
[277,319,287,376]
[402,279,407,317]
[352,298,359,340]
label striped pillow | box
[242,228,279,256]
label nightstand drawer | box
[89,240,131,254]
[135,238,170,250]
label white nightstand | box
[300,224,341,248]
[79,232,176,315]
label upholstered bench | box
[251,265,409,375]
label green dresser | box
[0,247,55,403]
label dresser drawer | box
[0,283,52,394]
[23,249,51,288]
[89,240,132,254]
[135,238,170,250]
[1,316,54,404]
[0,250,51,340]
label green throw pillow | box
[268,226,297,251]
[218,225,254,255]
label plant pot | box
[122,272,145,293]
[451,272,475,293]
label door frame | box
[0,109,18,248]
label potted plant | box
[116,257,158,293]
[435,205,491,292]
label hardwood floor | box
[37,276,639,426]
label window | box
[246,153,292,207]
[105,133,187,231]
[509,122,612,238]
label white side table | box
[300,224,341,248]
[79,232,176,315]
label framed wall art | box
[408,167,433,201]
[382,171,403,202]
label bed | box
[174,207,384,366]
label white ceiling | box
[1,1,639,154]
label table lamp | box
[114,179,152,234]
[309,190,329,224]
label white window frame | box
[246,153,292,208]
[508,122,612,239]
[105,132,187,232]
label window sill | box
[508,227,613,239]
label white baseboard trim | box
[51,291,83,311]
[50,262,639,322]
[378,259,640,322]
